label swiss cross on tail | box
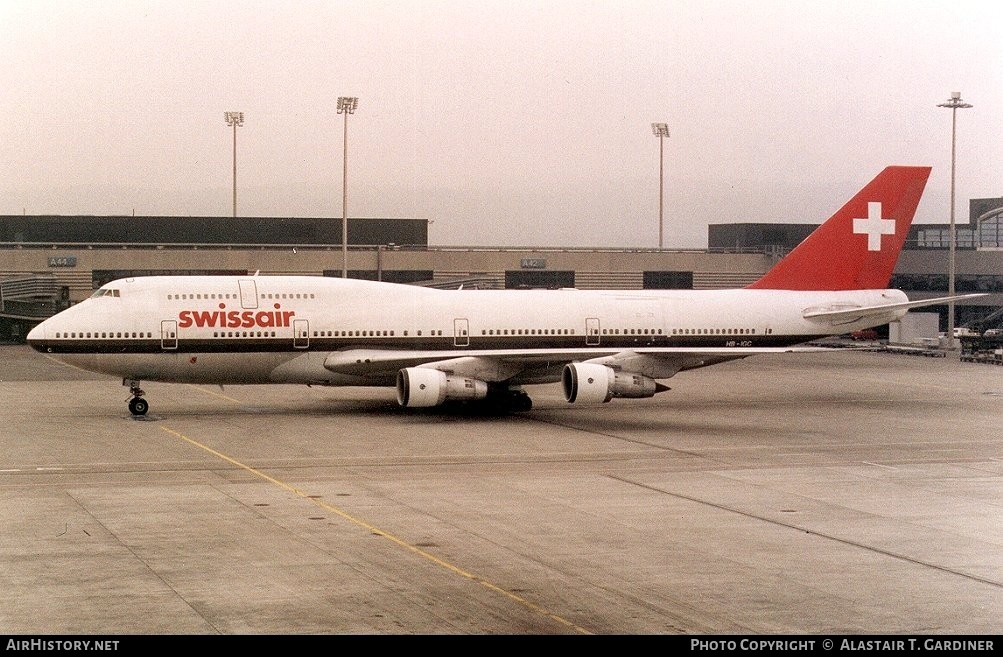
[853,202,896,251]
[746,166,932,291]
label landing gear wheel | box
[129,397,149,416]
[125,379,148,416]
[507,390,533,412]
[481,385,533,413]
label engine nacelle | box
[396,367,489,408]
[562,362,661,404]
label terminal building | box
[2,201,1001,343]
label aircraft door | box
[238,279,259,309]
[454,318,469,347]
[585,317,601,346]
[293,319,309,349]
[161,320,178,350]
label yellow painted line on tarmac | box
[184,384,244,405]
[159,425,591,634]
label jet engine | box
[562,362,664,404]
[396,367,489,408]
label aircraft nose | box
[26,320,47,347]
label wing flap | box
[323,346,829,379]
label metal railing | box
[0,241,776,255]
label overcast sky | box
[2,0,1001,248]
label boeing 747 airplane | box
[27,166,981,415]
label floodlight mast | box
[224,112,244,218]
[337,97,359,278]
[936,92,973,350]
[651,122,670,249]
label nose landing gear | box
[125,379,149,416]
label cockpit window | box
[88,288,121,299]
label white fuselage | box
[27,275,908,386]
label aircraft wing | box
[803,293,987,325]
[323,346,829,382]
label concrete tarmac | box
[1,344,1000,635]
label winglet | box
[747,166,932,291]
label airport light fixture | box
[652,122,670,249]
[937,92,973,350]
[224,111,245,218]
[338,96,359,278]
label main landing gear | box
[500,388,533,412]
[482,384,533,413]
[125,379,149,416]
[439,385,533,415]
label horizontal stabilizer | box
[803,293,987,324]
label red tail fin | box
[746,166,932,291]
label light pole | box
[652,123,670,249]
[937,92,972,350]
[224,112,244,218]
[337,96,359,278]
